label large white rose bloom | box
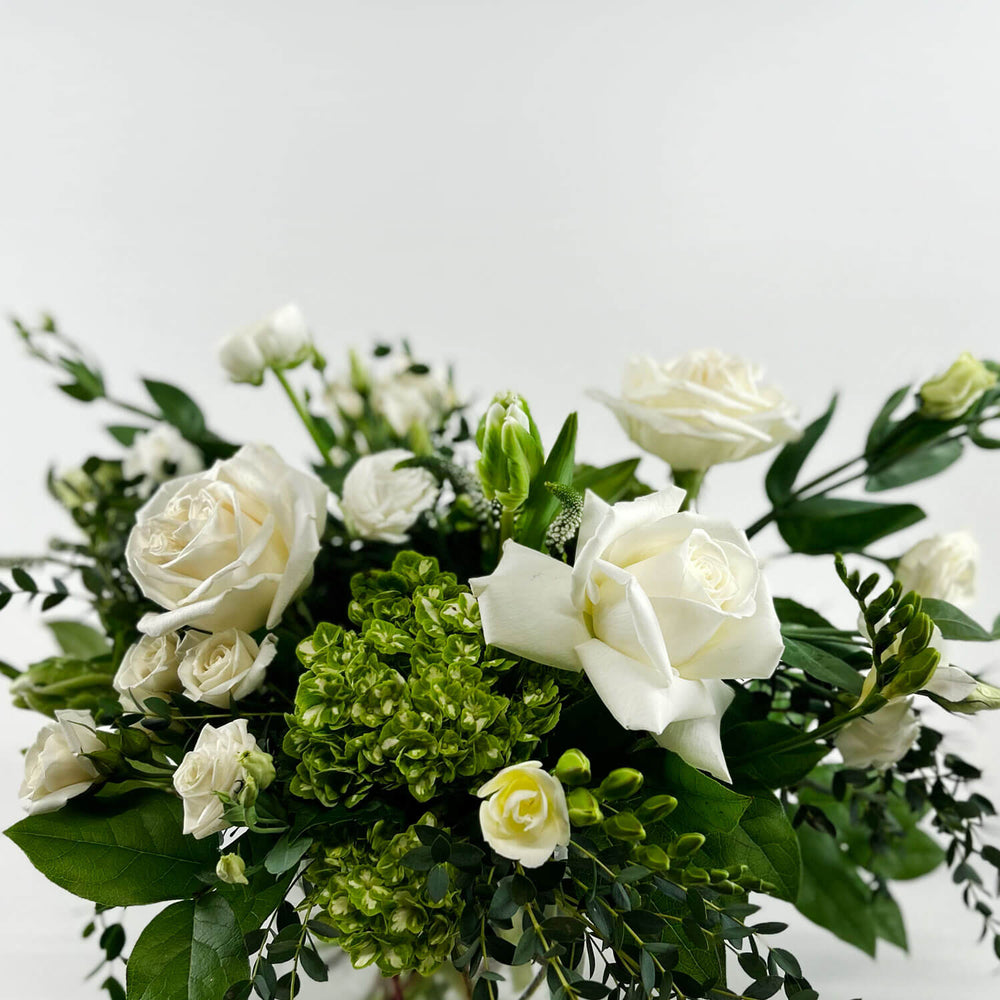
[19,710,103,815]
[836,699,920,770]
[218,303,313,385]
[590,351,800,471]
[122,423,204,498]
[471,488,784,781]
[332,449,438,544]
[113,633,183,713]
[176,628,276,707]
[172,719,260,839]
[477,761,571,868]
[896,531,978,609]
[127,443,328,636]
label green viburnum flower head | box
[10,656,115,718]
[283,551,566,809]
[475,391,544,511]
[307,813,463,976]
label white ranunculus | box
[590,351,800,471]
[19,710,103,815]
[332,449,438,544]
[477,761,571,868]
[114,633,183,713]
[177,629,276,707]
[896,531,978,609]
[470,489,784,782]
[127,443,328,636]
[218,303,313,385]
[122,424,204,498]
[835,698,920,770]
[172,719,260,839]
[372,364,455,436]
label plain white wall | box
[2,1,1000,996]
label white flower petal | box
[653,680,735,782]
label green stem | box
[672,468,706,512]
[105,396,162,422]
[498,508,517,548]
[273,368,335,467]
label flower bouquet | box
[4,309,1000,1000]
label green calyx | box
[284,551,564,808]
[475,392,544,512]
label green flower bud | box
[683,866,710,884]
[709,869,729,884]
[475,392,544,512]
[216,853,249,886]
[597,768,644,801]
[120,727,152,759]
[602,812,646,842]
[240,749,276,792]
[883,646,940,700]
[631,844,671,872]
[715,880,741,895]
[567,787,604,827]
[636,794,678,824]
[552,748,591,786]
[84,746,128,779]
[669,832,706,858]
[919,353,997,420]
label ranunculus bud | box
[216,853,249,885]
[566,787,604,827]
[552,748,591,786]
[597,768,645,801]
[218,304,313,385]
[919,353,997,420]
[475,392,544,512]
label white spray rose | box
[372,364,455,436]
[332,449,438,544]
[477,761,571,868]
[172,719,262,839]
[590,351,800,471]
[218,303,313,385]
[919,353,997,420]
[122,424,204,498]
[471,488,784,781]
[114,633,183,713]
[896,531,978,609]
[19,710,103,815]
[126,443,328,636]
[836,698,920,770]
[177,629,276,707]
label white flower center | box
[685,531,738,608]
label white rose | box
[332,449,438,544]
[477,761,571,868]
[19,710,103,815]
[835,699,920,770]
[126,443,328,636]
[122,424,204,498]
[114,633,183,713]
[590,351,800,471]
[177,629,276,707]
[471,488,784,781]
[372,364,455,436]
[896,531,978,609]
[218,303,313,385]
[172,719,260,839]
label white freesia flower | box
[372,364,455,436]
[177,628,276,707]
[470,488,784,781]
[113,633,183,713]
[590,351,800,471]
[127,443,328,636]
[836,699,920,770]
[896,531,978,609]
[477,761,570,868]
[218,303,313,385]
[332,449,438,544]
[19,710,103,815]
[122,424,204,498]
[172,719,260,839]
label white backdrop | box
[3,1,1000,997]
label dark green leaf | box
[766,396,837,505]
[776,497,925,555]
[106,424,145,446]
[743,977,783,999]
[769,947,801,977]
[427,863,450,903]
[12,567,36,592]
[773,598,835,629]
[218,870,296,935]
[780,638,864,695]
[4,789,217,906]
[922,598,994,642]
[725,721,830,788]
[573,458,647,503]
[518,412,578,550]
[264,835,313,876]
[298,948,327,983]
[101,977,126,1000]
[865,438,963,492]
[126,894,249,1000]
[866,386,911,457]
[144,379,207,440]
[47,620,111,660]
[100,923,126,961]
[871,890,908,951]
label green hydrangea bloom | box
[284,551,563,807]
[307,813,462,976]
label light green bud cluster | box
[10,655,115,718]
[306,814,463,977]
[475,392,544,512]
[284,552,564,807]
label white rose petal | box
[896,531,978,609]
[218,304,312,385]
[172,719,259,839]
[590,351,800,471]
[113,633,183,713]
[122,424,204,498]
[471,488,784,782]
[127,443,328,636]
[476,761,570,868]
[19,710,103,815]
[335,449,438,544]
[836,699,920,770]
[177,629,276,708]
